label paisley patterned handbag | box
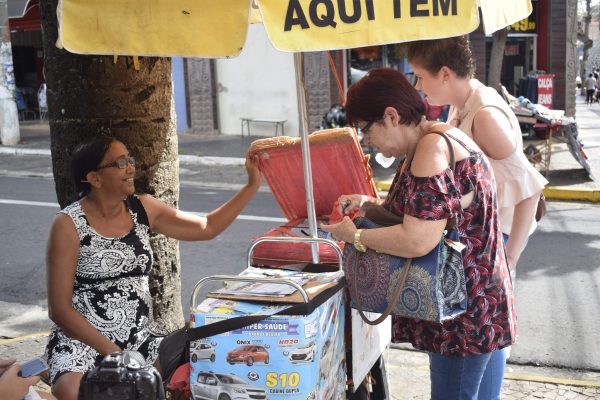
[344,131,468,325]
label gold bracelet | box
[353,229,367,252]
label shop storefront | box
[486,0,539,98]
[347,45,412,86]
[8,0,44,116]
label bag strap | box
[426,129,456,171]
[351,256,412,325]
[186,280,344,341]
[352,128,460,325]
[426,129,460,229]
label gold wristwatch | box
[353,229,367,252]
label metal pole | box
[293,52,320,264]
[0,0,20,146]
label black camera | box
[78,351,165,400]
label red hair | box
[345,68,425,126]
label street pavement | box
[1,96,600,398]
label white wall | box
[216,24,299,137]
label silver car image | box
[191,371,268,400]
[191,342,216,363]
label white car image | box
[191,342,216,363]
[288,341,316,363]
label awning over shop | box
[58,0,533,58]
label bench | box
[240,117,286,138]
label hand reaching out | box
[337,194,375,216]
[245,154,262,188]
[0,362,40,400]
[0,359,15,375]
[320,216,357,244]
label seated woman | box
[321,68,515,400]
[44,137,262,400]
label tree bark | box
[487,28,508,92]
[39,0,184,331]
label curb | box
[504,372,600,388]
[543,186,600,202]
[373,179,600,203]
[0,146,246,167]
[0,147,50,156]
[3,333,598,390]
[3,145,599,202]
[0,332,49,346]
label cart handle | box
[246,236,343,270]
[190,275,310,311]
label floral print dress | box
[45,195,165,383]
[387,132,517,356]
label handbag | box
[344,130,467,325]
[535,193,547,222]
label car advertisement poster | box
[190,289,345,400]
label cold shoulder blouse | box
[387,132,517,356]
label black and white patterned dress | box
[45,195,165,383]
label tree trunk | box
[487,28,508,92]
[39,0,184,331]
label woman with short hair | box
[321,68,515,400]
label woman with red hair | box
[321,68,515,399]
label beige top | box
[447,79,548,235]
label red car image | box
[226,345,270,366]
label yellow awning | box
[59,0,532,57]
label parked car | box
[191,342,216,363]
[226,345,270,366]
[191,371,268,400]
[288,341,316,363]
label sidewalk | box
[3,95,600,201]
[2,97,600,399]
[1,334,600,399]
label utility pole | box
[0,0,19,146]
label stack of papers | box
[210,266,344,298]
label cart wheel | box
[246,357,254,366]
[264,356,269,364]
[191,354,197,363]
[210,354,215,362]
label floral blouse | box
[387,133,517,356]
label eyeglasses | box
[96,156,136,170]
[359,117,381,137]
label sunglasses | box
[96,156,136,170]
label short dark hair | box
[406,36,475,79]
[71,136,116,198]
[345,68,425,126]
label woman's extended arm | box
[322,134,451,257]
[141,154,262,241]
[505,192,540,269]
[46,215,121,356]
